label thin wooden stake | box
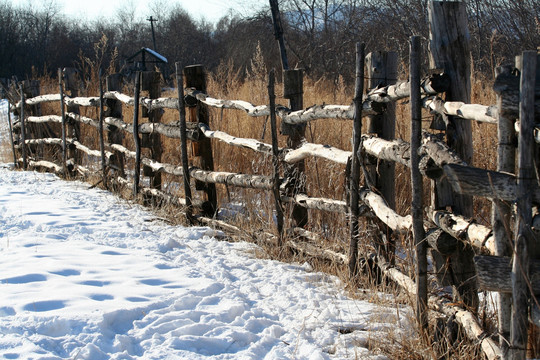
[269,0,289,71]
[509,50,537,360]
[349,42,365,278]
[410,35,428,331]
[58,69,67,176]
[98,69,107,189]
[268,69,284,244]
[133,72,142,197]
[176,62,194,224]
[19,83,27,170]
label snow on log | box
[23,138,112,161]
[109,144,184,176]
[190,169,275,190]
[23,94,61,106]
[105,117,199,141]
[67,112,100,128]
[424,97,498,123]
[185,88,382,123]
[359,188,412,233]
[198,123,274,155]
[66,97,100,107]
[23,138,64,146]
[104,92,180,111]
[186,89,269,116]
[24,115,62,124]
[281,194,349,213]
[26,159,63,174]
[103,91,134,105]
[361,135,411,167]
[72,141,112,159]
[140,97,179,110]
[284,142,351,164]
[277,102,381,124]
[430,209,495,254]
[364,72,450,103]
[110,143,275,190]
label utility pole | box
[147,16,158,51]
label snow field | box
[0,167,409,359]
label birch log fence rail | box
[2,4,540,360]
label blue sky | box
[8,0,265,23]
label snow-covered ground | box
[0,100,410,359]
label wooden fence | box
[2,2,539,359]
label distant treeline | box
[1,0,538,82]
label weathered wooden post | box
[365,51,398,264]
[509,50,537,360]
[492,64,518,355]
[410,35,428,331]
[21,80,42,160]
[349,43,365,278]
[133,72,142,197]
[58,69,68,176]
[183,65,217,217]
[19,83,27,170]
[282,69,308,228]
[428,0,478,311]
[5,94,17,166]
[98,70,107,188]
[175,62,194,224]
[106,74,125,179]
[63,68,80,166]
[269,69,285,245]
[141,71,162,191]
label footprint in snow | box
[23,300,65,312]
[1,273,47,284]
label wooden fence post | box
[269,69,285,245]
[509,50,537,360]
[282,69,308,228]
[63,68,80,166]
[58,69,68,176]
[141,71,162,191]
[175,62,194,224]
[106,74,125,179]
[410,35,428,331]
[366,51,398,264]
[6,98,17,166]
[183,65,217,217]
[133,72,142,197]
[349,43,365,278]
[22,80,42,160]
[428,0,478,311]
[19,83,27,170]
[492,64,517,355]
[98,70,107,188]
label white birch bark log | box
[424,97,498,123]
[284,142,351,164]
[198,123,274,155]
